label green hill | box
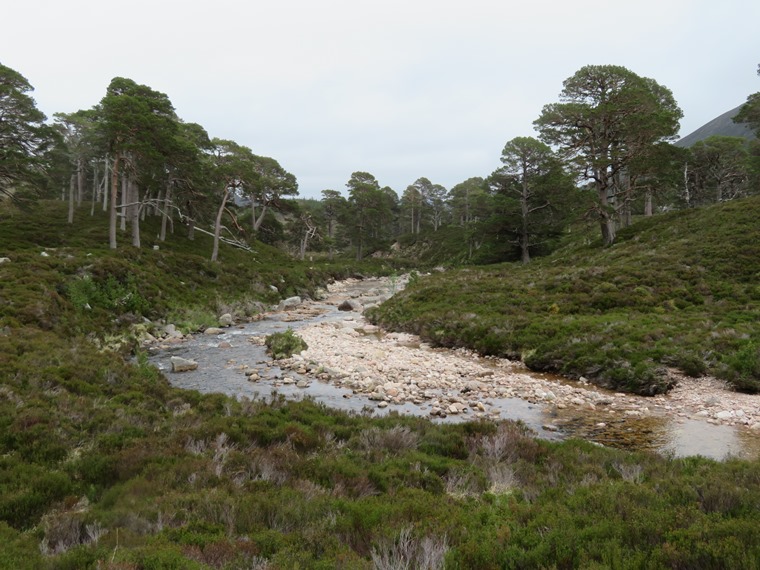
[369,196,760,395]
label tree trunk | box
[90,161,98,216]
[102,156,109,212]
[160,183,173,242]
[76,158,85,205]
[253,203,267,232]
[120,175,128,231]
[109,153,120,249]
[211,188,230,262]
[520,178,530,264]
[131,179,141,248]
[327,218,335,260]
[598,183,616,246]
[644,191,653,216]
[68,172,75,224]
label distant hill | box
[676,105,756,147]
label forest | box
[2,62,759,267]
[2,60,760,569]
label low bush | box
[265,329,308,360]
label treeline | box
[2,61,759,264]
[293,66,759,263]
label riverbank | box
[266,276,760,456]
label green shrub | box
[723,341,760,393]
[265,329,308,360]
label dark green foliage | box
[370,196,760,395]
[265,328,308,359]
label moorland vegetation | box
[2,59,760,568]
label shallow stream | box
[148,278,760,461]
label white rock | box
[219,313,234,327]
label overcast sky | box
[3,0,758,198]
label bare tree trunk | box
[211,188,230,262]
[683,162,691,207]
[253,203,268,232]
[120,175,128,231]
[109,153,120,249]
[131,179,141,248]
[90,161,98,216]
[160,183,172,242]
[140,189,148,222]
[68,172,75,224]
[76,158,85,205]
[102,156,109,212]
[644,190,653,216]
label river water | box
[148,278,760,461]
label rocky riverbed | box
[278,279,760,427]
[151,275,760,459]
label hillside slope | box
[369,196,760,395]
[675,105,756,147]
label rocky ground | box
[270,277,760,433]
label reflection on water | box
[551,410,760,460]
[661,419,760,460]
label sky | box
[3,0,759,199]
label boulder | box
[219,313,234,327]
[338,299,363,312]
[204,327,225,335]
[278,296,302,311]
[0,257,10,264]
[164,324,183,339]
[171,356,198,372]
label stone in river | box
[338,299,363,312]
[171,356,198,372]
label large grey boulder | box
[218,313,234,327]
[171,356,198,372]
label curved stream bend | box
[149,276,760,460]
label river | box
[148,276,760,461]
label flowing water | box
[148,279,760,461]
